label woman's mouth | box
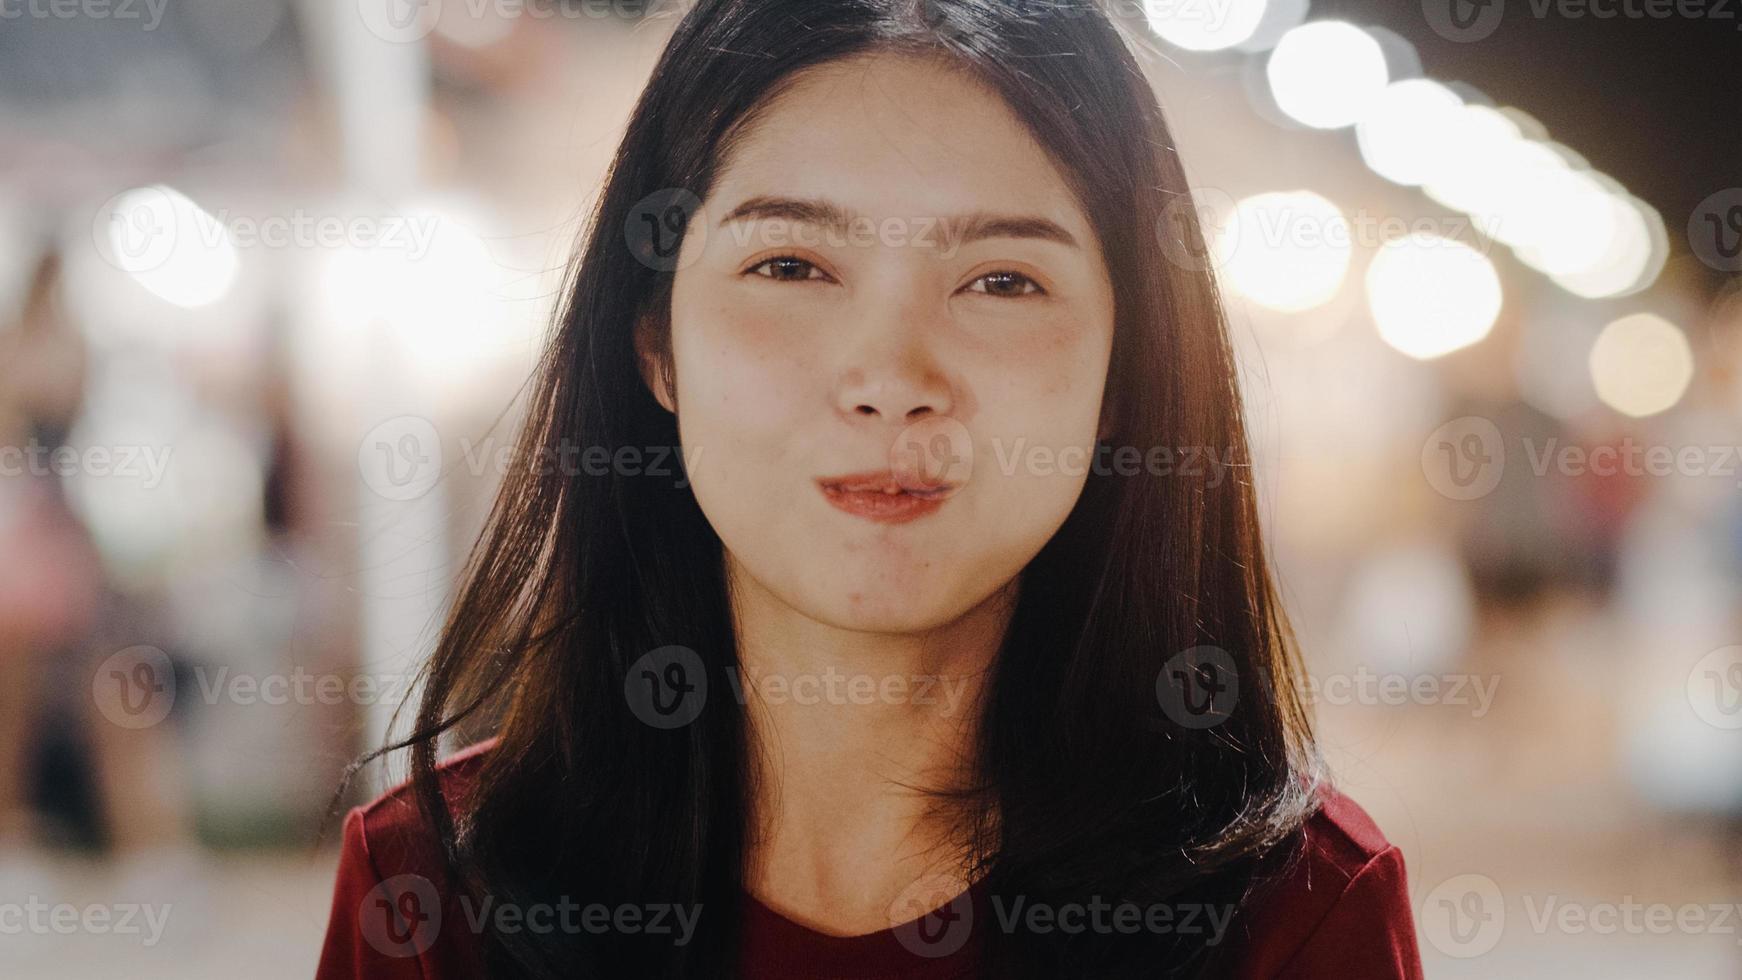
[815,472,957,524]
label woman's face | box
[649,52,1116,634]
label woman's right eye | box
[745,256,831,282]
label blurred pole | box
[295,0,449,792]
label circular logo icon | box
[1688,644,1742,730]
[357,0,442,44]
[1156,645,1239,729]
[1422,0,1505,43]
[625,645,708,729]
[625,188,705,272]
[91,186,181,276]
[359,416,442,501]
[888,873,975,959]
[914,0,949,32]
[891,416,973,497]
[1420,873,1504,958]
[1421,416,1505,501]
[1688,188,1742,274]
[359,873,443,958]
[1156,185,1235,274]
[93,645,176,730]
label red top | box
[316,741,1423,978]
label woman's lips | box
[815,472,957,524]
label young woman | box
[318,1,1423,977]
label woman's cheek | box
[675,316,818,472]
[974,346,1103,445]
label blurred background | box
[1,0,1739,975]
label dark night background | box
[1338,0,1740,296]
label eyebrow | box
[715,195,1081,250]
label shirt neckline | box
[738,876,989,977]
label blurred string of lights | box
[57,1,1692,428]
[1143,0,1685,419]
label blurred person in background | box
[0,244,195,884]
[0,247,105,861]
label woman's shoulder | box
[1292,780,1402,887]
[315,739,500,980]
[345,738,498,854]
[1224,782,1424,979]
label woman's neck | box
[728,561,1015,935]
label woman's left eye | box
[964,270,1046,299]
[747,256,829,282]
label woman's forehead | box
[709,53,1090,237]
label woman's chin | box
[796,570,971,634]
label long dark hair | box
[349,1,1322,976]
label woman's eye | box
[965,270,1046,299]
[746,256,829,282]
[743,259,1044,298]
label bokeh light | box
[1266,21,1389,129]
[1366,233,1503,359]
[1216,190,1352,313]
[1355,79,1464,186]
[96,185,238,309]
[1588,312,1695,417]
[1144,0,1270,52]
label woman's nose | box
[830,295,955,426]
